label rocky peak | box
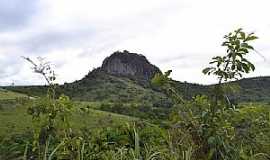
[101,50,161,81]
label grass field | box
[0,106,136,136]
[0,93,137,137]
[0,89,27,100]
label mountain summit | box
[101,50,161,81]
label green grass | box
[0,90,137,137]
[0,100,137,137]
[0,105,32,136]
[0,89,27,100]
[238,102,270,108]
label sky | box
[0,0,270,86]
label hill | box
[233,76,270,102]
[3,51,270,104]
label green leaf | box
[241,43,254,50]
[239,48,248,53]
[235,39,240,46]
[210,60,217,64]
[240,32,245,39]
[245,35,258,42]
[248,62,255,71]
[242,63,250,73]
[237,64,242,71]
[235,28,243,33]
[231,64,235,70]
[245,45,254,50]
[202,67,214,74]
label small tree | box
[203,28,258,106]
[203,28,257,82]
[200,28,258,159]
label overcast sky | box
[0,0,270,86]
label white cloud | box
[0,0,270,85]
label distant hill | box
[233,76,270,102]
[3,51,270,104]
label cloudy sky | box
[0,0,270,86]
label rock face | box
[101,50,161,81]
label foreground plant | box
[200,28,258,159]
[203,28,258,106]
[23,57,82,159]
[152,28,267,160]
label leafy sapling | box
[203,28,258,83]
[202,28,258,106]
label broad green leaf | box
[245,35,258,42]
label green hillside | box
[0,99,137,137]
[234,76,270,102]
[4,75,270,104]
[3,71,168,104]
[0,86,137,137]
[0,88,27,100]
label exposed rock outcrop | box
[101,50,161,81]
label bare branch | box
[22,56,56,85]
